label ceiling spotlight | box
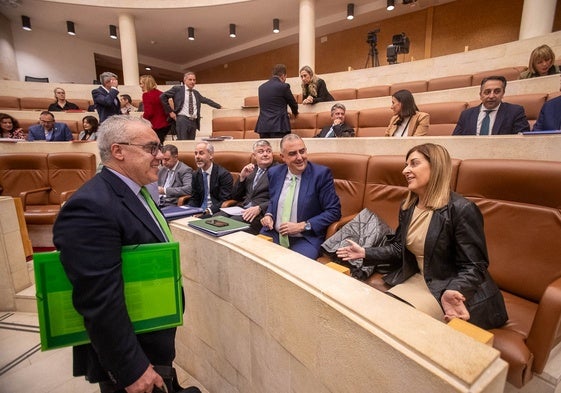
[387,0,395,11]
[145,66,151,71]
[188,27,195,41]
[229,23,236,38]
[66,21,76,36]
[273,18,279,34]
[109,24,117,39]
[347,3,354,20]
[21,15,31,31]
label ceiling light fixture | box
[347,4,354,20]
[229,23,236,38]
[188,27,195,41]
[66,21,76,36]
[273,18,280,34]
[387,0,395,11]
[145,66,151,71]
[21,15,31,31]
[109,24,118,39]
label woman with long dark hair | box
[385,89,429,137]
[79,115,99,141]
[0,113,24,140]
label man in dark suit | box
[533,95,561,131]
[160,71,222,140]
[315,103,355,138]
[27,111,73,141]
[53,116,199,393]
[92,71,121,123]
[260,134,341,259]
[255,64,299,139]
[157,144,193,207]
[218,139,276,234]
[453,75,530,135]
[187,141,233,217]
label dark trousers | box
[258,131,289,139]
[175,116,197,140]
[154,125,171,144]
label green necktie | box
[480,110,492,135]
[140,186,174,242]
[279,175,296,248]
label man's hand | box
[242,206,260,222]
[279,221,305,236]
[333,118,343,126]
[239,163,255,182]
[158,186,165,195]
[260,214,273,230]
[169,112,177,120]
[125,365,165,393]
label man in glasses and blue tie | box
[453,75,530,135]
[54,116,201,393]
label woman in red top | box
[140,75,170,144]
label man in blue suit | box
[533,95,561,131]
[92,71,121,123]
[53,116,200,393]
[255,64,299,139]
[452,76,530,135]
[261,134,341,259]
[27,111,73,141]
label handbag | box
[153,365,202,393]
[321,208,393,279]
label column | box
[118,14,140,86]
[299,0,315,71]
[519,0,556,40]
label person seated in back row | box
[120,94,138,115]
[157,144,193,207]
[299,65,334,105]
[385,90,429,137]
[519,44,560,79]
[48,87,80,112]
[315,103,355,138]
[533,75,561,131]
[453,76,530,135]
[27,111,73,141]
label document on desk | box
[220,206,245,216]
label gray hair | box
[330,103,346,114]
[252,139,271,151]
[196,141,214,155]
[97,115,152,163]
[162,144,178,156]
[280,133,303,152]
[99,72,118,86]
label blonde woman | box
[299,65,334,104]
[519,44,560,79]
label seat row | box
[215,91,559,139]
[0,96,142,112]
[175,149,561,388]
[242,65,528,107]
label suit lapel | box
[423,205,447,268]
[492,105,505,134]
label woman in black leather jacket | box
[337,143,507,329]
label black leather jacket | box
[364,192,507,329]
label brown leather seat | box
[356,108,393,137]
[418,102,468,136]
[390,80,428,95]
[212,117,245,139]
[356,85,390,99]
[329,88,357,101]
[290,113,317,138]
[243,116,260,139]
[427,75,473,91]
[0,96,20,110]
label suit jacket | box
[303,78,334,104]
[261,162,341,257]
[364,192,508,329]
[91,86,121,123]
[533,95,561,131]
[52,167,177,387]
[231,163,276,212]
[187,163,233,214]
[157,161,193,206]
[27,122,73,141]
[255,76,299,135]
[315,122,355,138]
[385,112,429,136]
[452,102,530,135]
[160,85,221,130]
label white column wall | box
[299,0,316,70]
[519,0,557,40]
[118,14,140,86]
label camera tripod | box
[365,42,380,68]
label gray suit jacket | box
[157,161,193,206]
[231,163,276,212]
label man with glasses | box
[48,87,79,112]
[157,144,193,207]
[53,116,201,393]
[27,111,73,141]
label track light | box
[66,21,76,36]
[188,27,195,41]
[387,0,395,11]
[229,24,236,38]
[347,3,354,20]
[273,18,280,34]
[145,66,151,71]
[109,24,117,39]
[21,15,31,31]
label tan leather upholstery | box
[0,96,20,110]
[390,80,428,95]
[330,88,357,101]
[212,117,245,139]
[356,85,390,99]
[291,113,317,138]
[243,96,259,107]
[356,108,393,137]
[428,75,473,91]
[19,97,53,111]
[472,67,523,86]
[418,102,468,136]
[243,115,260,139]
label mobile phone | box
[205,219,229,228]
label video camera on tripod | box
[386,32,410,64]
[365,28,381,68]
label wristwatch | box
[304,221,312,231]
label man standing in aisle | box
[255,64,299,139]
[160,72,222,140]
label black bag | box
[321,208,393,279]
[153,365,202,393]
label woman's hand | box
[302,96,313,105]
[336,239,365,260]
[441,290,470,322]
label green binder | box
[33,242,183,351]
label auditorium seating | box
[390,80,428,95]
[417,101,468,136]
[0,96,20,110]
[211,116,245,139]
[355,107,393,137]
[0,152,96,225]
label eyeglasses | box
[116,142,163,156]
[39,119,55,123]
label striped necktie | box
[140,186,174,241]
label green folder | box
[188,216,250,236]
[33,242,183,351]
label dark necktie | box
[188,89,194,117]
[480,110,492,135]
[201,171,209,210]
[253,168,264,188]
[139,186,174,241]
[325,126,335,138]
